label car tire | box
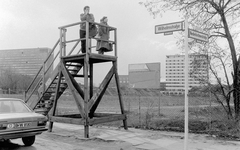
[22,135,35,146]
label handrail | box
[59,20,116,30]
[58,21,83,29]
[44,50,60,74]
[25,78,42,103]
[94,22,117,30]
[67,40,80,56]
[65,39,82,44]
[44,39,60,64]
[92,37,115,43]
[25,65,43,94]
[25,39,60,101]
[44,39,60,75]
[64,38,114,45]
[58,20,116,30]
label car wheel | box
[22,135,35,146]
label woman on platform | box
[96,16,113,54]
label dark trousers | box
[80,30,86,53]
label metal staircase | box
[27,62,82,115]
[24,32,83,115]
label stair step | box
[66,62,82,66]
[36,103,53,108]
[44,91,55,94]
[69,71,79,75]
[49,83,67,87]
[34,108,49,113]
[67,68,80,71]
[42,95,51,100]
[36,100,54,105]
[55,77,66,80]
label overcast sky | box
[0,0,183,85]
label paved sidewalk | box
[52,123,240,150]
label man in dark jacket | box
[80,6,95,53]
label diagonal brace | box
[61,62,85,118]
[88,66,115,117]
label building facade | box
[0,48,52,76]
[165,54,208,93]
[128,62,160,89]
[108,63,161,89]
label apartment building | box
[0,48,52,76]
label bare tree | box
[0,67,18,93]
[140,0,240,119]
[0,67,33,93]
[17,74,33,92]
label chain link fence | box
[2,87,239,139]
[117,88,239,139]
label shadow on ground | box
[0,140,36,150]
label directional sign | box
[188,29,208,42]
[155,21,183,34]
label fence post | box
[24,91,26,101]
[138,94,141,127]
[158,88,161,116]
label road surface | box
[1,122,240,150]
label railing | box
[24,21,117,103]
[58,21,117,57]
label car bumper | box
[0,127,48,140]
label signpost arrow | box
[188,29,208,42]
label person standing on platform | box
[96,16,113,54]
[80,6,95,53]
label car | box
[0,98,48,146]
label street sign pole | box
[155,18,208,150]
[184,17,189,150]
[155,18,209,150]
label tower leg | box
[83,56,90,138]
[48,71,62,132]
[84,123,89,138]
[114,62,128,130]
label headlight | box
[0,124,7,130]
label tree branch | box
[224,2,240,14]
[209,34,226,38]
[213,31,227,37]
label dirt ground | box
[1,123,240,150]
[0,131,133,150]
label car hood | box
[0,113,47,123]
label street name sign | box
[155,21,183,34]
[188,29,208,42]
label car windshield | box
[0,100,31,114]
